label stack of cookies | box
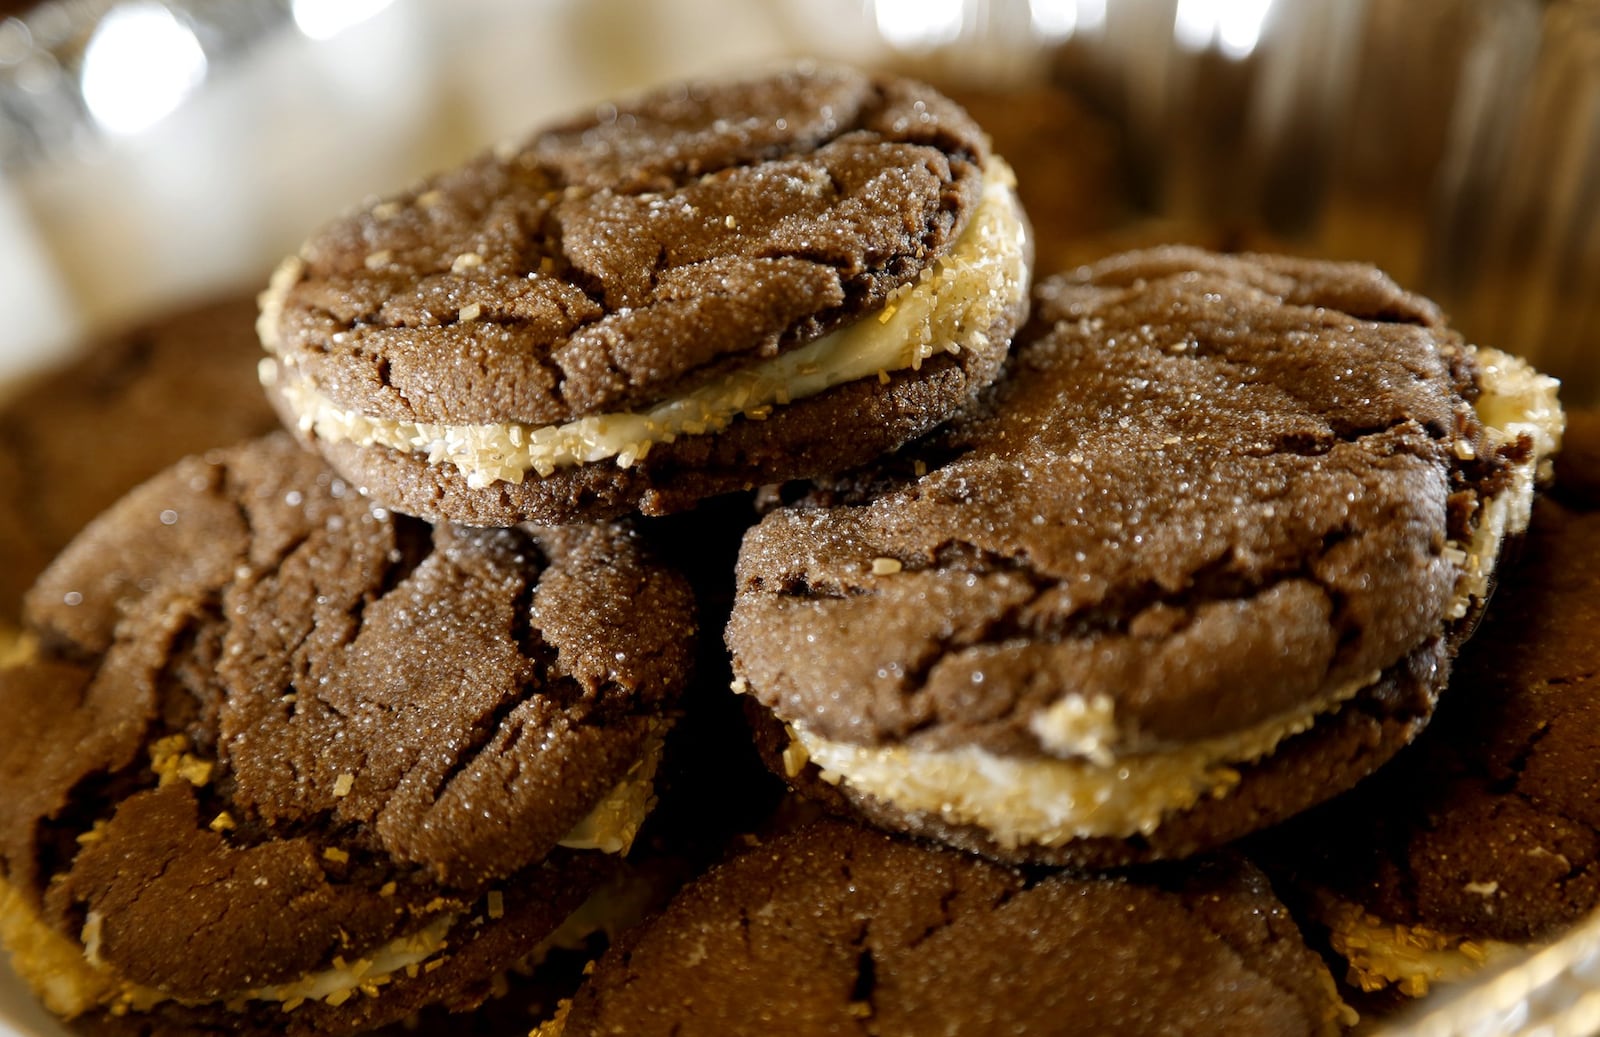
[0,63,1571,1037]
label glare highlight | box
[80,2,207,135]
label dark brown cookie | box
[728,247,1560,868]
[0,433,695,1035]
[0,293,280,627]
[548,818,1352,1037]
[1266,410,1600,997]
[259,63,1029,525]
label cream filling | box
[1320,894,1525,999]
[790,672,1377,846]
[555,724,666,855]
[783,344,1563,847]
[261,159,1029,488]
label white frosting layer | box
[787,345,1563,846]
[795,672,1376,845]
[263,160,1029,488]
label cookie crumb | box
[364,250,393,271]
[371,201,402,220]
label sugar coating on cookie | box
[728,247,1562,867]
[0,433,695,1035]
[549,819,1353,1037]
[259,63,1029,524]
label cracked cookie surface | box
[0,433,695,1035]
[729,247,1552,866]
[260,64,1026,524]
[551,818,1350,1037]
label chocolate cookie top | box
[1280,410,1600,945]
[731,247,1512,756]
[0,433,694,1006]
[261,64,989,428]
[0,292,279,626]
[553,819,1350,1037]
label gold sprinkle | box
[415,189,443,208]
[781,731,810,778]
[913,460,927,477]
[729,677,749,695]
[332,773,355,798]
[76,821,109,845]
[877,369,890,384]
[847,1001,873,1018]
[405,964,420,978]
[364,250,393,270]
[871,557,902,575]
[487,891,505,920]
[457,302,482,323]
[451,252,483,273]
[878,304,897,324]
[1454,439,1477,460]
[724,214,738,229]
[280,997,306,1012]
[323,847,350,864]
[325,989,354,1007]
[423,959,444,974]
[209,811,236,833]
[380,881,398,897]
[371,201,402,220]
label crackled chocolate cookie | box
[258,64,1029,526]
[1268,411,1599,999]
[728,247,1562,868]
[0,292,279,627]
[0,433,695,1035]
[542,818,1352,1037]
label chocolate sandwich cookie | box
[0,292,279,627]
[1268,410,1600,999]
[542,818,1353,1037]
[728,246,1562,868]
[0,433,695,1035]
[256,63,1029,526]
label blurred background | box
[0,0,1596,398]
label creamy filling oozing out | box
[260,159,1030,488]
[781,347,1563,846]
[1320,894,1525,999]
[0,727,667,1019]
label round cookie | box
[258,63,1030,526]
[0,292,280,627]
[544,818,1352,1037]
[1267,410,1600,998]
[0,433,695,1035]
[727,246,1562,868]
